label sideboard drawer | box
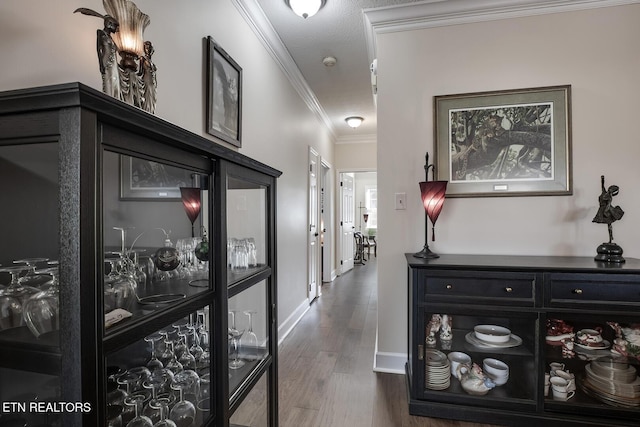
[546,273,640,309]
[423,270,537,305]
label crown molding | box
[232,0,336,139]
[335,133,377,145]
[364,0,640,64]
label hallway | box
[277,259,495,427]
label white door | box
[308,148,320,301]
[340,173,355,273]
[321,161,332,284]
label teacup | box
[544,373,550,397]
[483,358,509,386]
[448,352,471,377]
[552,386,575,401]
[551,376,575,396]
[577,328,603,345]
[549,362,565,376]
[554,370,575,391]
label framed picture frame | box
[120,156,193,200]
[434,85,572,198]
[206,36,242,148]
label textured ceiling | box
[256,0,422,142]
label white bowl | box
[483,358,509,381]
[474,325,511,343]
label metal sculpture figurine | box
[592,175,625,263]
[74,0,156,114]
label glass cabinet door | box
[419,307,538,412]
[228,280,270,400]
[226,175,268,286]
[544,312,640,419]
[102,150,211,333]
[0,142,62,426]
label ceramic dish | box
[465,332,522,348]
[474,325,511,343]
[575,340,610,351]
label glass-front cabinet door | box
[0,142,62,427]
[418,306,538,413]
[101,143,215,427]
[221,160,278,426]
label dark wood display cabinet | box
[0,83,280,427]
[406,254,640,427]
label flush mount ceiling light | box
[345,116,364,128]
[285,0,327,19]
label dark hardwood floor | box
[273,258,496,427]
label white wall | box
[375,4,640,371]
[0,0,334,336]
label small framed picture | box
[206,36,242,148]
[435,85,572,197]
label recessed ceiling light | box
[345,116,364,129]
[285,0,327,19]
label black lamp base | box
[413,244,439,259]
[594,242,625,264]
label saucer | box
[465,332,522,348]
[575,340,610,351]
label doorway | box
[338,170,376,275]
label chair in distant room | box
[363,234,376,260]
[354,232,366,265]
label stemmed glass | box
[240,310,259,361]
[169,371,197,427]
[145,333,164,371]
[228,311,245,369]
[187,324,204,361]
[0,265,39,330]
[177,331,197,370]
[13,257,50,288]
[163,341,184,375]
[142,378,170,425]
[151,403,177,427]
[22,264,60,338]
[124,395,153,427]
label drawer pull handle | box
[446,284,453,290]
[573,289,583,295]
[505,287,513,293]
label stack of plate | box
[465,324,522,349]
[425,349,451,390]
[581,357,640,407]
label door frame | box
[337,168,377,275]
[308,147,320,302]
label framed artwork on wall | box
[120,156,192,200]
[206,36,242,148]
[434,85,572,197]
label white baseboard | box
[372,336,407,374]
[277,298,311,345]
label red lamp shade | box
[180,187,202,225]
[419,181,447,240]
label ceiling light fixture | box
[345,116,364,129]
[285,0,326,19]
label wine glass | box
[163,341,184,375]
[0,265,40,331]
[145,333,164,371]
[169,371,197,427]
[187,324,204,361]
[228,311,245,369]
[151,403,176,427]
[124,395,153,427]
[13,257,50,288]
[22,265,60,338]
[196,372,210,413]
[177,332,197,371]
[240,310,259,361]
[142,379,170,425]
